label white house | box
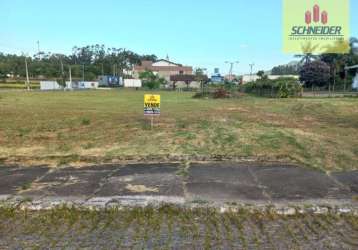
[133,59,193,81]
[78,81,99,89]
[40,81,62,90]
[124,79,142,88]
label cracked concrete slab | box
[332,170,358,194]
[20,167,115,197]
[0,166,49,195]
[0,162,357,208]
[186,182,266,201]
[250,165,353,200]
[186,162,267,201]
[96,163,183,197]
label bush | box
[242,78,302,98]
[223,81,238,91]
[81,118,91,126]
[193,88,232,99]
[192,92,210,99]
[213,88,231,99]
[139,70,167,89]
[143,80,161,90]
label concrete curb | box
[1,195,357,216]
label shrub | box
[143,80,161,90]
[276,81,301,98]
[139,70,167,89]
[81,118,91,125]
[213,88,231,99]
[193,92,210,99]
[192,88,233,99]
[242,78,302,98]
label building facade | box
[133,59,193,81]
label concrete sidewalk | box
[0,162,357,210]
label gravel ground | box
[0,206,357,249]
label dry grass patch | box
[0,90,357,170]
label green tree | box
[271,64,299,75]
[257,70,266,79]
[0,45,159,80]
[294,42,319,64]
[139,70,164,89]
[299,61,330,88]
[320,38,358,91]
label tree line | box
[271,65,299,75]
[296,38,358,90]
[267,38,358,90]
[0,44,157,81]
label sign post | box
[144,94,160,129]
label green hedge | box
[241,78,302,98]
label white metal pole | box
[82,64,85,82]
[37,40,41,60]
[69,66,72,90]
[249,63,254,82]
[25,57,30,91]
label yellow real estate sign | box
[283,0,350,54]
[144,94,160,116]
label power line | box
[225,61,239,81]
[24,56,30,91]
[249,63,255,81]
[37,41,41,58]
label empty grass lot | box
[0,89,357,171]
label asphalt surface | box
[0,162,357,208]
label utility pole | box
[25,56,30,91]
[60,57,65,90]
[69,66,72,89]
[113,64,117,76]
[37,40,41,60]
[344,65,347,92]
[60,59,64,76]
[82,64,85,81]
[249,63,255,81]
[225,61,239,81]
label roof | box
[134,59,192,72]
[170,74,196,82]
[134,65,193,72]
[154,59,182,67]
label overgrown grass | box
[0,89,357,171]
[0,206,356,249]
